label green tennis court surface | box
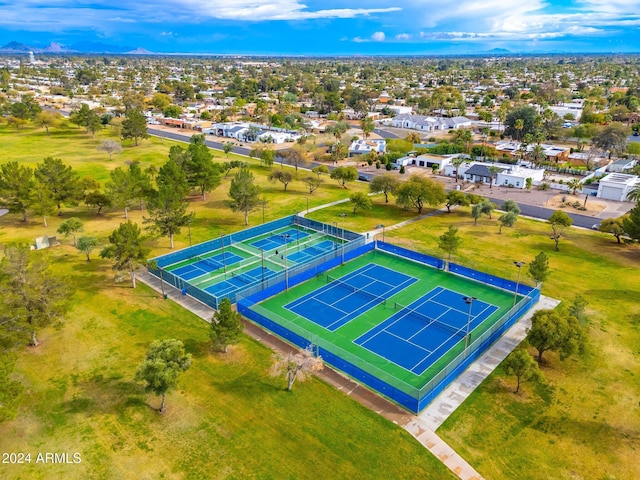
[252,250,515,390]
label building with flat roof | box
[597,173,639,201]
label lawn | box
[0,125,454,479]
[384,208,640,480]
[3,124,639,479]
[0,123,368,251]
[0,251,454,480]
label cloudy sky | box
[1,0,639,54]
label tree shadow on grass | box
[182,338,210,359]
[58,376,148,416]
[213,370,277,397]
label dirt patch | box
[546,193,606,216]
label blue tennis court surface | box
[204,266,278,297]
[171,252,244,280]
[287,240,337,264]
[285,263,417,331]
[250,228,309,251]
[355,287,499,375]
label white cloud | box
[395,33,411,40]
[371,31,386,41]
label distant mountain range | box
[0,40,153,54]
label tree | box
[156,159,188,200]
[369,174,399,203]
[488,166,501,190]
[395,175,446,214]
[326,121,348,144]
[566,179,582,195]
[471,203,483,225]
[480,199,496,219]
[281,146,308,173]
[548,210,573,251]
[445,190,470,213]
[223,142,234,158]
[0,245,70,347]
[592,122,630,158]
[85,190,112,215]
[0,161,33,221]
[184,135,220,200]
[350,192,373,213]
[107,166,135,218]
[121,108,149,146]
[359,116,374,140]
[505,106,538,140]
[268,170,293,191]
[626,183,640,204]
[163,105,183,118]
[135,339,191,414]
[330,166,358,189]
[34,157,81,215]
[226,168,261,226]
[151,93,172,111]
[29,180,57,226]
[502,347,542,393]
[528,251,550,284]
[451,157,465,183]
[145,187,192,249]
[622,204,640,241]
[405,132,421,144]
[34,111,61,135]
[529,144,547,167]
[438,225,462,260]
[100,221,150,288]
[269,345,323,391]
[261,148,275,167]
[97,140,122,160]
[76,236,98,261]
[57,217,84,246]
[501,199,521,215]
[301,175,323,193]
[526,309,585,363]
[311,165,329,179]
[498,211,518,233]
[599,217,626,243]
[210,298,244,353]
[568,295,589,325]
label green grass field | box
[2,124,639,479]
[253,250,516,396]
[0,125,455,479]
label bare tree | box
[269,345,323,391]
[97,140,123,161]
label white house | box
[390,114,472,131]
[348,139,386,157]
[443,161,544,188]
[597,173,639,201]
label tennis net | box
[194,255,221,270]
[326,275,387,305]
[231,271,258,285]
[394,302,466,338]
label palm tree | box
[529,144,547,167]
[567,178,582,195]
[627,183,640,203]
[514,118,524,142]
[488,166,501,190]
[452,157,465,183]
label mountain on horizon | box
[126,47,154,55]
[484,48,511,54]
[0,39,136,54]
[68,41,133,53]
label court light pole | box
[187,218,192,246]
[260,248,265,284]
[513,261,526,308]
[463,296,476,349]
[281,233,290,290]
[339,213,347,264]
[305,196,309,214]
[376,223,385,243]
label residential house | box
[597,173,640,201]
[348,139,386,157]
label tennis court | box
[171,252,245,280]
[285,264,417,331]
[205,266,279,297]
[250,228,309,250]
[287,240,338,264]
[355,286,498,375]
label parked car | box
[358,175,370,182]
[591,224,601,230]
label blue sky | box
[1,0,639,54]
